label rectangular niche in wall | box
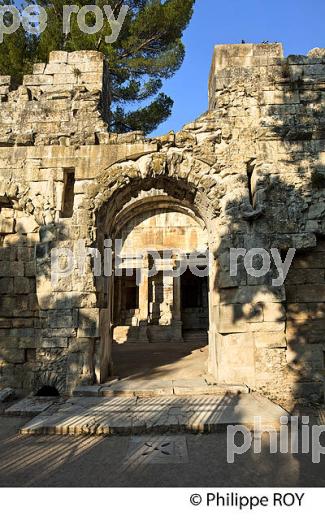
[61,168,75,218]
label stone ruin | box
[1,43,325,409]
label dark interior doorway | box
[113,271,139,325]
[181,268,209,332]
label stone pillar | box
[208,256,219,379]
[160,269,173,326]
[172,269,183,341]
[98,275,113,384]
[115,276,122,325]
[121,276,127,322]
[173,273,181,321]
[138,254,149,342]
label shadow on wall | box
[1,48,325,412]
[0,217,98,397]
[211,57,325,413]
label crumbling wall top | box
[0,50,112,147]
[211,43,284,70]
[208,42,325,110]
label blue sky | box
[152,0,325,136]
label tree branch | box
[119,33,165,60]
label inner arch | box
[95,180,213,383]
[109,200,210,380]
[113,202,209,338]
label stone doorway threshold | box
[20,392,289,436]
[74,337,233,398]
[13,341,291,437]
[73,378,249,398]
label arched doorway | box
[96,188,212,382]
[113,201,209,340]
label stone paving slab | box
[173,378,211,396]
[20,392,290,436]
[73,379,249,398]
[0,388,15,403]
[106,380,174,398]
[73,386,103,397]
[124,436,189,465]
[5,397,59,417]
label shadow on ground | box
[0,414,324,487]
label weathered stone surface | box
[20,393,290,435]
[5,397,56,417]
[73,385,102,397]
[308,48,325,58]
[0,387,15,402]
[73,378,249,398]
[105,380,174,398]
[1,43,325,409]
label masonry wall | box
[206,43,325,408]
[0,44,325,408]
[285,239,325,404]
[0,208,39,390]
[0,51,157,394]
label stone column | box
[120,276,127,322]
[208,256,219,379]
[172,257,183,341]
[115,276,122,325]
[138,254,149,342]
[160,265,173,326]
[173,271,181,321]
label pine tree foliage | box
[0,0,195,133]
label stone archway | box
[90,156,218,383]
[107,196,211,380]
[112,195,209,338]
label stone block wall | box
[204,43,325,407]
[0,50,157,395]
[0,43,325,408]
[0,213,39,390]
[284,239,325,404]
[0,50,109,146]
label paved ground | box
[1,370,324,487]
[18,392,287,435]
[111,340,209,381]
[0,414,324,487]
[73,377,248,398]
